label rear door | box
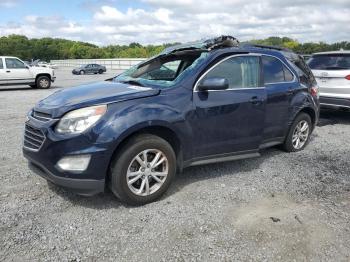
[308,53,350,99]
[0,58,7,85]
[5,58,33,84]
[192,55,266,157]
[262,55,298,140]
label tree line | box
[0,35,349,61]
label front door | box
[192,55,266,157]
[5,58,33,84]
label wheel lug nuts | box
[151,169,154,172]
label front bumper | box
[27,160,105,196]
[320,96,350,109]
[22,117,112,196]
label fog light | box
[57,155,91,172]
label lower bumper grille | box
[24,124,45,151]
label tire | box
[110,134,176,205]
[282,113,312,152]
[98,69,103,74]
[79,70,85,75]
[35,76,51,89]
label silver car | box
[308,51,350,109]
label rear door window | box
[262,56,294,84]
[308,54,350,70]
[262,56,285,83]
[284,65,294,81]
[0,59,3,69]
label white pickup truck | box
[0,56,56,89]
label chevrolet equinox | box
[23,36,320,205]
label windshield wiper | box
[119,80,144,87]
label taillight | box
[345,75,350,80]
[310,86,319,98]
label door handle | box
[287,87,294,95]
[249,96,262,105]
[6,70,11,73]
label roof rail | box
[244,43,291,52]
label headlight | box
[55,105,107,134]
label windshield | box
[308,54,350,70]
[114,50,209,88]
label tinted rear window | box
[262,56,294,84]
[262,56,284,83]
[308,54,350,70]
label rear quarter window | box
[0,59,3,69]
[287,55,315,86]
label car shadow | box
[318,109,350,127]
[46,147,282,209]
[47,182,126,210]
[165,147,282,198]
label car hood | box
[35,81,160,117]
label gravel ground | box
[0,69,350,261]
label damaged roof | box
[161,35,240,55]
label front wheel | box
[36,76,51,89]
[110,134,176,205]
[283,113,312,152]
[98,69,103,74]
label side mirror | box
[197,77,229,91]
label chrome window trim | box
[193,53,263,92]
[262,54,297,85]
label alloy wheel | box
[126,149,169,196]
[292,120,310,149]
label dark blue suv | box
[23,36,320,205]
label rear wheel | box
[283,113,312,152]
[110,134,176,205]
[35,76,51,89]
[98,69,103,74]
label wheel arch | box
[297,106,317,128]
[107,124,184,181]
[35,73,52,81]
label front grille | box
[24,124,45,151]
[32,110,52,122]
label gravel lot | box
[1,69,350,261]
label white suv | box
[0,56,56,89]
[308,51,350,109]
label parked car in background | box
[37,61,58,69]
[0,56,55,89]
[23,36,319,205]
[308,51,350,109]
[72,64,107,75]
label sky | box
[0,0,349,46]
